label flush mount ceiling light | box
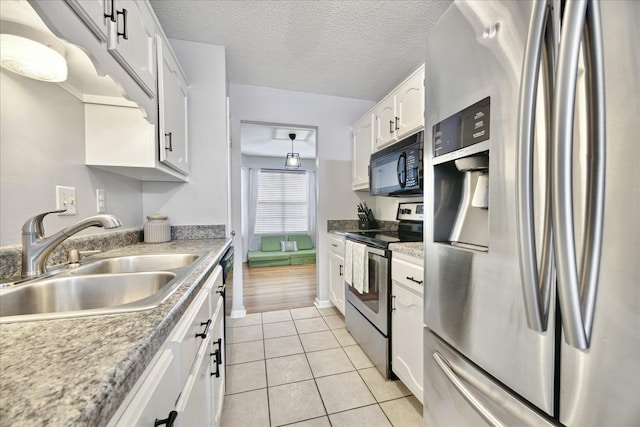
[284,133,301,169]
[0,22,67,82]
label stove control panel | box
[396,202,424,221]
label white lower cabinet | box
[391,253,424,404]
[327,233,346,315]
[112,349,178,426]
[109,265,224,426]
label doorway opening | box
[228,121,318,313]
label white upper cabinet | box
[65,0,110,42]
[158,36,189,175]
[352,112,374,190]
[374,96,397,149]
[107,0,157,98]
[395,69,425,140]
[373,65,425,152]
[31,0,191,182]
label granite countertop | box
[0,238,231,427]
[389,242,424,259]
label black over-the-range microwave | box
[369,131,424,197]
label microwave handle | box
[397,152,407,188]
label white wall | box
[230,83,376,308]
[0,69,143,247]
[143,40,228,227]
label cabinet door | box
[107,0,156,97]
[329,252,345,315]
[210,297,225,426]
[391,283,424,403]
[175,335,213,427]
[65,0,110,42]
[395,68,425,140]
[352,113,374,190]
[115,350,178,426]
[158,36,189,174]
[374,96,397,150]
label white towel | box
[351,242,368,294]
[344,240,354,287]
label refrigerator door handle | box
[552,0,605,350]
[516,0,557,333]
[433,352,507,427]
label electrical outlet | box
[56,185,77,215]
[96,189,106,213]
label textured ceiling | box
[150,0,453,101]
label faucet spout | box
[21,212,123,278]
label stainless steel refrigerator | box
[422,0,640,425]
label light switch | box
[56,185,77,215]
[96,189,106,213]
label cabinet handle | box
[104,0,116,22]
[195,319,212,339]
[116,7,128,40]
[216,284,225,297]
[339,265,343,277]
[331,243,338,247]
[391,295,396,311]
[210,349,221,377]
[406,276,424,285]
[395,116,400,130]
[164,132,173,151]
[154,410,177,427]
[389,120,394,133]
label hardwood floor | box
[226,263,317,314]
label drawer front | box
[169,285,212,388]
[115,349,177,426]
[391,257,424,295]
[328,235,345,256]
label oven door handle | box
[366,246,386,257]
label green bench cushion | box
[288,234,313,250]
[261,235,286,252]
[249,258,290,267]
[247,250,290,261]
[287,249,316,259]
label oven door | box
[345,245,390,335]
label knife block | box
[359,209,378,230]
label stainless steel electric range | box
[344,202,423,378]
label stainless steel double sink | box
[0,253,206,323]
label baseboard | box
[230,308,246,318]
[314,298,333,309]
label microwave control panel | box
[433,97,491,157]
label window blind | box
[254,171,309,234]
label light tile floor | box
[222,306,423,427]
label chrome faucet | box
[21,210,122,277]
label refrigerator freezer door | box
[559,2,640,425]
[424,330,555,427]
[423,0,556,415]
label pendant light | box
[284,133,301,169]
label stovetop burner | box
[345,230,422,249]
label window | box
[254,170,308,234]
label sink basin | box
[0,252,209,323]
[0,272,176,321]
[70,253,201,275]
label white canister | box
[144,214,171,243]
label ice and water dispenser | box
[432,97,490,251]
